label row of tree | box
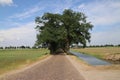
[0,46,32,49]
[88,44,120,47]
[0,45,48,49]
[71,44,120,48]
[0,44,120,49]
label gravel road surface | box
[1,54,85,80]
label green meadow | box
[0,49,49,74]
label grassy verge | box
[71,47,120,59]
[0,49,49,75]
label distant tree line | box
[0,45,48,50]
[0,44,120,49]
[71,44,120,48]
[88,44,120,47]
[0,46,30,49]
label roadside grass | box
[0,49,49,74]
[71,47,120,59]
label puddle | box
[70,51,111,66]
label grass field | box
[71,47,120,59]
[0,49,49,74]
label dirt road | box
[1,54,84,80]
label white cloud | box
[0,22,36,47]
[53,0,73,13]
[0,35,4,42]
[76,0,120,26]
[90,26,120,45]
[78,3,85,9]
[10,5,43,20]
[0,21,22,29]
[0,0,13,6]
[1,0,120,46]
[74,0,120,45]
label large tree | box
[35,9,93,54]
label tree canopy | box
[35,9,93,54]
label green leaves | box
[35,9,93,53]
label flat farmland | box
[71,47,120,63]
[0,49,49,74]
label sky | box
[0,0,120,47]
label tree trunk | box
[64,39,70,54]
[65,27,70,53]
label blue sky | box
[0,0,120,47]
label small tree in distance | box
[35,9,93,54]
